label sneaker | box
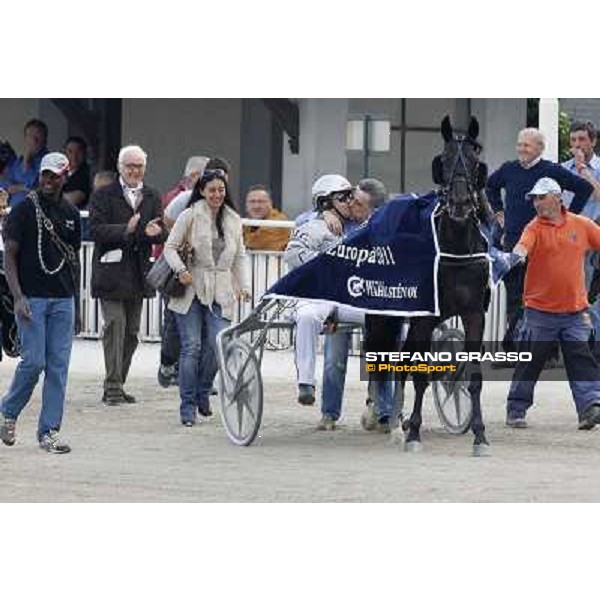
[158,364,176,388]
[317,415,337,431]
[298,384,315,406]
[506,414,528,428]
[578,403,600,431]
[39,431,71,454]
[0,417,16,446]
[182,420,196,428]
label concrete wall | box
[561,98,600,125]
[282,99,348,218]
[0,98,43,150]
[0,99,72,156]
[38,99,69,151]
[471,98,527,173]
[239,99,282,211]
[2,98,528,212]
[121,99,243,203]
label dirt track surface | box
[1,340,600,502]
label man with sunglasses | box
[505,177,600,430]
[284,174,366,410]
[0,153,81,453]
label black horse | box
[365,115,495,456]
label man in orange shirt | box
[243,185,291,251]
[506,177,600,430]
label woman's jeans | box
[175,299,229,423]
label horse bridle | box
[439,135,481,221]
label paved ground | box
[1,339,600,502]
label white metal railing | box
[78,243,508,349]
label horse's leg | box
[462,310,490,456]
[404,318,437,452]
[388,365,410,445]
[391,367,408,429]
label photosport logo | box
[360,348,534,382]
[347,276,419,300]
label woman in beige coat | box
[164,170,250,426]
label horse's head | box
[437,115,482,222]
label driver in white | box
[284,175,365,405]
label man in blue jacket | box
[486,127,594,350]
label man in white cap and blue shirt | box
[0,152,81,453]
[503,177,600,431]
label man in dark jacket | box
[89,145,167,405]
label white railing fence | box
[78,244,508,351]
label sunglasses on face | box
[203,169,227,178]
[331,189,355,203]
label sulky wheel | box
[431,327,473,435]
[218,338,263,446]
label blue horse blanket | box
[265,192,509,317]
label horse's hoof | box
[390,427,404,446]
[472,443,491,457]
[404,440,423,453]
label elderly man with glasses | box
[89,145,167,406]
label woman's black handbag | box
[146,255,186,298]
[146,215,194,298]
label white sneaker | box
[39,431,71,454]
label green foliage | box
[558,111,572,162]
[527,99,572,162]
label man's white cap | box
[40,152,70,176]
[312,174,352,199]
[526,177,562,198]
[184,156,210,177]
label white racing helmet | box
[312,174,352,206]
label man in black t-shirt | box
[0,152,81,454]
